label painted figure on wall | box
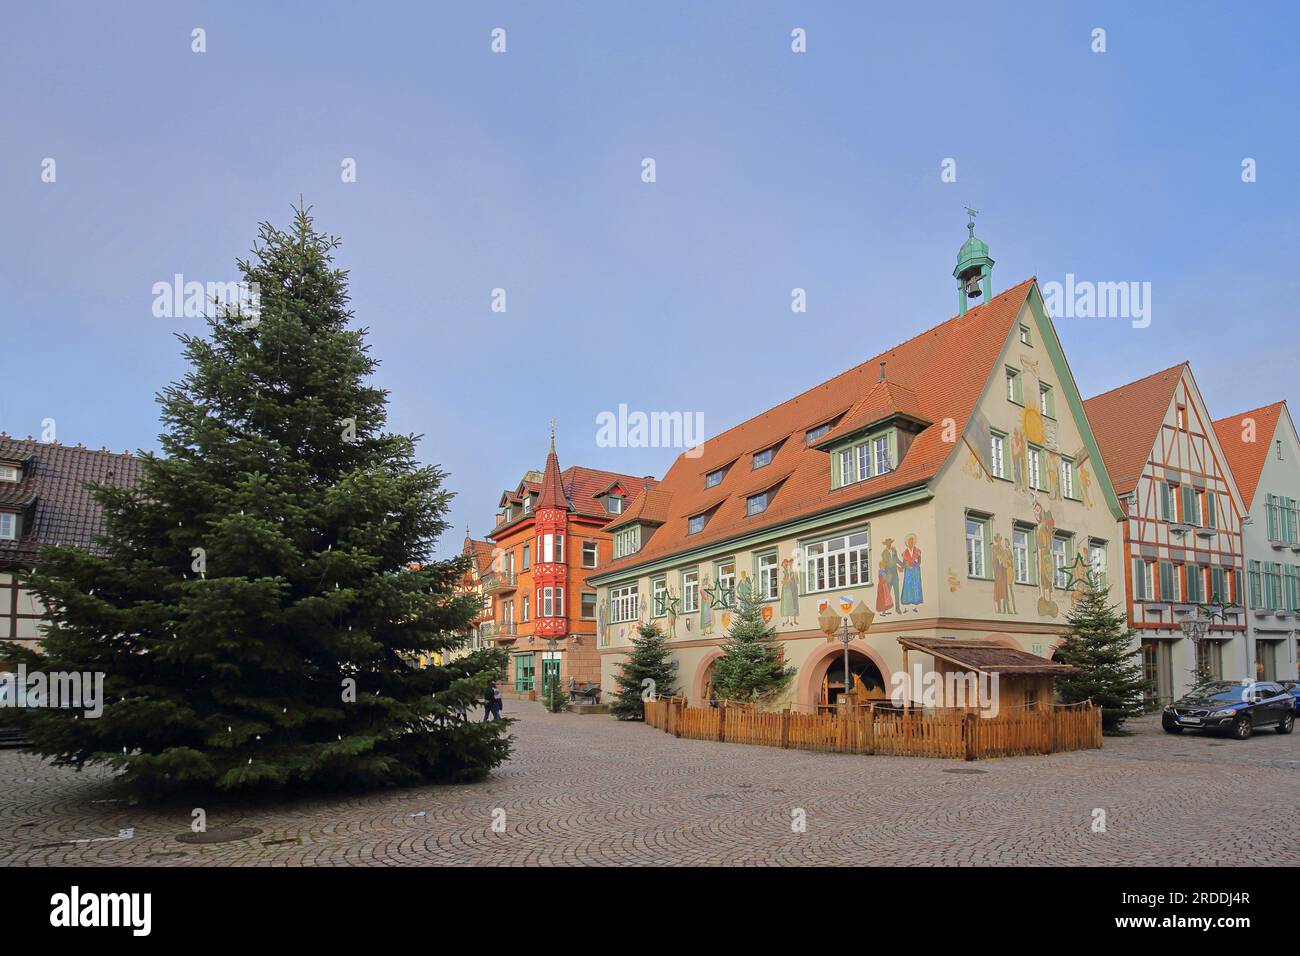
[1035,505,1059,618]
[876,553,895,614]
[1046,449,1061,499]
[700,575,714,634]
[992,533,1016,613]
[736,570,753,605]
[992,533,1010,612]
[900,534,923,611]
[664,585,678,637]
[779,559,799,625]
[597,597,608,643]
[878,538,901,613]
[1079,458,1095,508]
[1012,428,1027,494]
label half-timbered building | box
[1084,364,1247,703]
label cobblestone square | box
[2,702,1297,866]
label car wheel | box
[1231,715,1253,740]
[1276,712,1294,735]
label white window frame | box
[990,432,1006,479]
[1012,525,1033,584]
[1061,457,1075,499]
[0,511,16,541]
[873,435,890,475]
[803,528,871,593]
[1027,445,1044,491]
[0,466,19,483]
[611,584,638,623]
[651,576,668,617]
[682,570,699,613]
[757,551,779,601]
[966,517,988,579]
[582,540,598,568]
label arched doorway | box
[819,650,888,710]
[691,650,725,706]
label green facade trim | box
[1024,282,1127,521]
[588,483,932,587]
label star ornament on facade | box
[1063,552,1094,593]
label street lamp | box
[817,602,875,709]
[1180,607,1209,683]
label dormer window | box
[805,423,831,444]
[705,468,726,489]
[0,465,19,483]
[0,512,18,541]
[752,446,776,470]
[523,496,532,513]
[606,494,624,514]
[746,491,771,516]
[688,513,707,535]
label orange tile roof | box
[595,277,1038,576]
[462,535,496,576]
[1082,363,1187,496]
[809,377,927,449]
[1213,401,1288,510]
[491,460,659,538]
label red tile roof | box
[491,458,659,538]
[1082,363,1187,496]
[810,376,927,449]
[1213,401,1288,510]
[595,278,1038,576]
[535,448,568,511]
[0,437,145,566]
[462,535,496,576]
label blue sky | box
[3,1,1298,554]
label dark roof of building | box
[898,637,1074,676]
[0,436,145,566]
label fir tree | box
[543,672,569,713]
[1053,581,1149,733]
[611,622,677,720]
[2,206,511,796]
[709,588,795,706]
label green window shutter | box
[1205,491,1216,528]
[1159,484,1171,520]
[1133,558,1146,600]
[830,450,842,490]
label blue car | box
[1278,680,1300,715]
[1162,680,1295,739]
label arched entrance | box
[819,650,888,710]
[797,641,891,713]
[691,650,725,706]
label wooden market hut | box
[896,637,1075,712]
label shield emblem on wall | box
[761,606,773,623]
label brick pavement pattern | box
[2,702,1298,866]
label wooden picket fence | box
[643,697,1101,761]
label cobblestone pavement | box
[2,703,1298,866]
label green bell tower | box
[953,207,994,315]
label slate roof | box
[0,436,145,566]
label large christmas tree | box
[709,587,796,705]
[1053,582,1149,733]
[3,206,510,796]
[610,622,677,720]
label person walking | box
[492,684,504,721]
[568,675,578,703]
[483,682,496,722]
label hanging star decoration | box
[1062,552,1094,594]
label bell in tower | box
[953,207,994,316]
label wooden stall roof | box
[897,637,1074,676]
